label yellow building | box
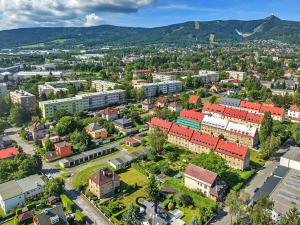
[88,168,120,199]
[85,123,108,139]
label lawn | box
[120,144,145,153]
[117,168,148,208]
[71,162,109,189]
[250,149,265,166]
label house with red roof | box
[124,137,141,147]
[0,147,19,160]
[259,105,285,122]
[168,124,194,148]
[102,107,119,121]
[214,140,250,170]
[210,83,221,93]
[288,104,300,122]
[189,131,219,154]
[184,164,227,201]
[156,97,169,108]
[188,95,201,106]
[149,117,173,133]
[239,101,262,113]
[176,109,204,131]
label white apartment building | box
[39,89,125,119]
[38,80,86,95]
[226,71,247,81]
[152,73,176,82]
[288,105,300,122]
[92,80,118,92]
[198,70,219,83]
[226,122,257,138]
[201,114,228,130]
[135,81,182,97]
[0,83,8,96]
[32,64,57,71]
[15,71,63,80]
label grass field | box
[20,43,45,49]
[71,162,109,189]
[120,144,145,153]
[118,168,148,207]
[250,149,265,166]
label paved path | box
[4,127,35,155]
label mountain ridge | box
[0,15,299,49]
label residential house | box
[168,102,183,113]
[102,107,119,121]
[113,118,133,130]
[10,90,36,110]
[142,98,155,111]
[288,104,300,122]
[0,147,19,160]
[88,168,120,199]
[0,175,45,213]
[219,97,241,109]
[210,83,221,92]
[33,205,69,225]
[188,95,201,106]
[54,141,72,158]
[124,137,141,147]
[85,123,108,139]
[28,122,48,140]
[149,117,173,133]
[156,97,169,108]
[184,164,227,201]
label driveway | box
[4,127,35,155]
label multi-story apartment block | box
[91,80,118,92]
[152,73,176,82]
[0,83,8,96]
[168,123,194,149]
[38,80,86,95]
[176,109,204,131]
[222,107,248,124]
[10,90,36,110]
[239,101,262,113]
[214,140,250,170]
[201,114,228,138]
[184,164,227,201]
[198,70,219,83]
[150,117,250,171]
[288,104,300,122]
[15,71,62,79]
[39,89,125,119]
[189,131,219,154]
[225,71,247,81]
[134,81,182,97]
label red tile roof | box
[245,112,264,124]
[157,97,168,103]
[125,137,140,144]
[188,95,201,104]
[202,103,226,114]
[150,117,173,133]
[289,104,300,112]
[18,211,33,222]
[89,168,119,186]
[190,131,219,149]
[0,147,19,160]
[184,164,217,186]
[169,102,183,108]
[180,109,204,122]
[103,107,119,115]
[240,101,262,111]
[169,124,194,141]
[215,140,248,161]
[259,105,284,117]
[223,107,248,120]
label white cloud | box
[85,13,104,27]
[0,0,155,30]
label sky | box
[0,0,299,30]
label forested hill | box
[0,15,299,49]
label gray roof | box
[282,147,300,162]
[220,97,241,107]
[85,123,103,132]
[16,174,45,193]
[0,180,23,200]
[34,205,68,225]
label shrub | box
[26,202,36,210]
[180,194,192,207]
[15,208,22,215]
[168,202,175,211]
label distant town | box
[0,40,299,225]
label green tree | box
[260,135,281,159]
[44,138,53,152]
[43,178,65,196]
[8,105,30,126]
[145,175,160,203]
[290,123,300,146]
[121,204,140,225]
[250,196,273,225]
[0,95,11,117]
[0,120,5,135]
[55,116,78,136]
[148,127,167,154]
[279,207,300,225]
[225,190,249,224]
[68,129,89,152]
[259,112,273,143]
